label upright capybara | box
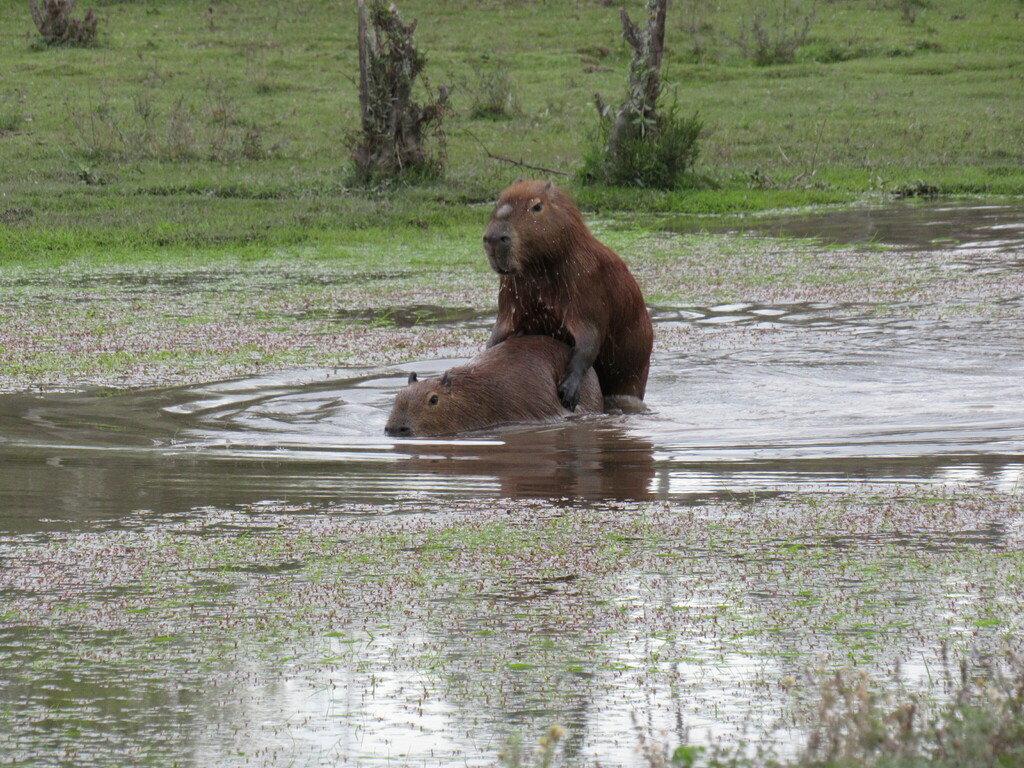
[482,179,654,411]
[384,335,602,437]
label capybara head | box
[385,371,458,437]
[482,179,587,275]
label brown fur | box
[385,336,602,437]
[482,179,653,410]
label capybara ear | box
[514,177,523,184]
[407,372,418,384]
[544,180,553,191]
[440,370,453,392]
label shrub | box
[28,0,98,47]
[350,0,448,184]
[583,0,703,190]
[580,100,702,190]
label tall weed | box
[67,92,272,162]
[466,63,520,120]
[738,0,815,65]
[677,0,716,63]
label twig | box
[807,115,827,178]
[466,131,569,177]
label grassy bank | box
[1,0,1023,266]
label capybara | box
[482,179,653,411]
[384,335,602,437]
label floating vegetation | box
[0,489,1020,765]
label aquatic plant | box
[800,647,1024,768]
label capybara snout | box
[482,207,516,274]
[385,336,602,437]
[385,371,446,437]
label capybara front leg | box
[559,327,600,411]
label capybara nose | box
[483,219,512,248]
[483,232,511,247]
[385,425,412,437]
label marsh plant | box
[800,648,1024,768]
[502,648,1024,768]
[498,725,565,768]
[28,0,97,46]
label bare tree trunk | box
[352,0,447,181]
[356,0,369,128]
[599,0,668,157]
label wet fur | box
[482,180,653,410]
[385,336,603,437]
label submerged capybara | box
[384,335,602,437]
[482,179,654,411]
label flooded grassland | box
[2,202,1023,393]
[0,201,1023,766]
[1,492,1022,767]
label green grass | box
[1,0,1023,267]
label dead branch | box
[466,132,569,177]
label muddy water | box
[2,300,1022,528]
[1,202,1023,767]
[716,199,1024,257]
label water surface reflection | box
[3,296,1023,531]
[709,200,1024,261]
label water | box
[1,201,1023,767]
[2,299,1022,528]
[715,199,1024,258]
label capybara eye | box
[531,202,543,212]
[428,394,439,406]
